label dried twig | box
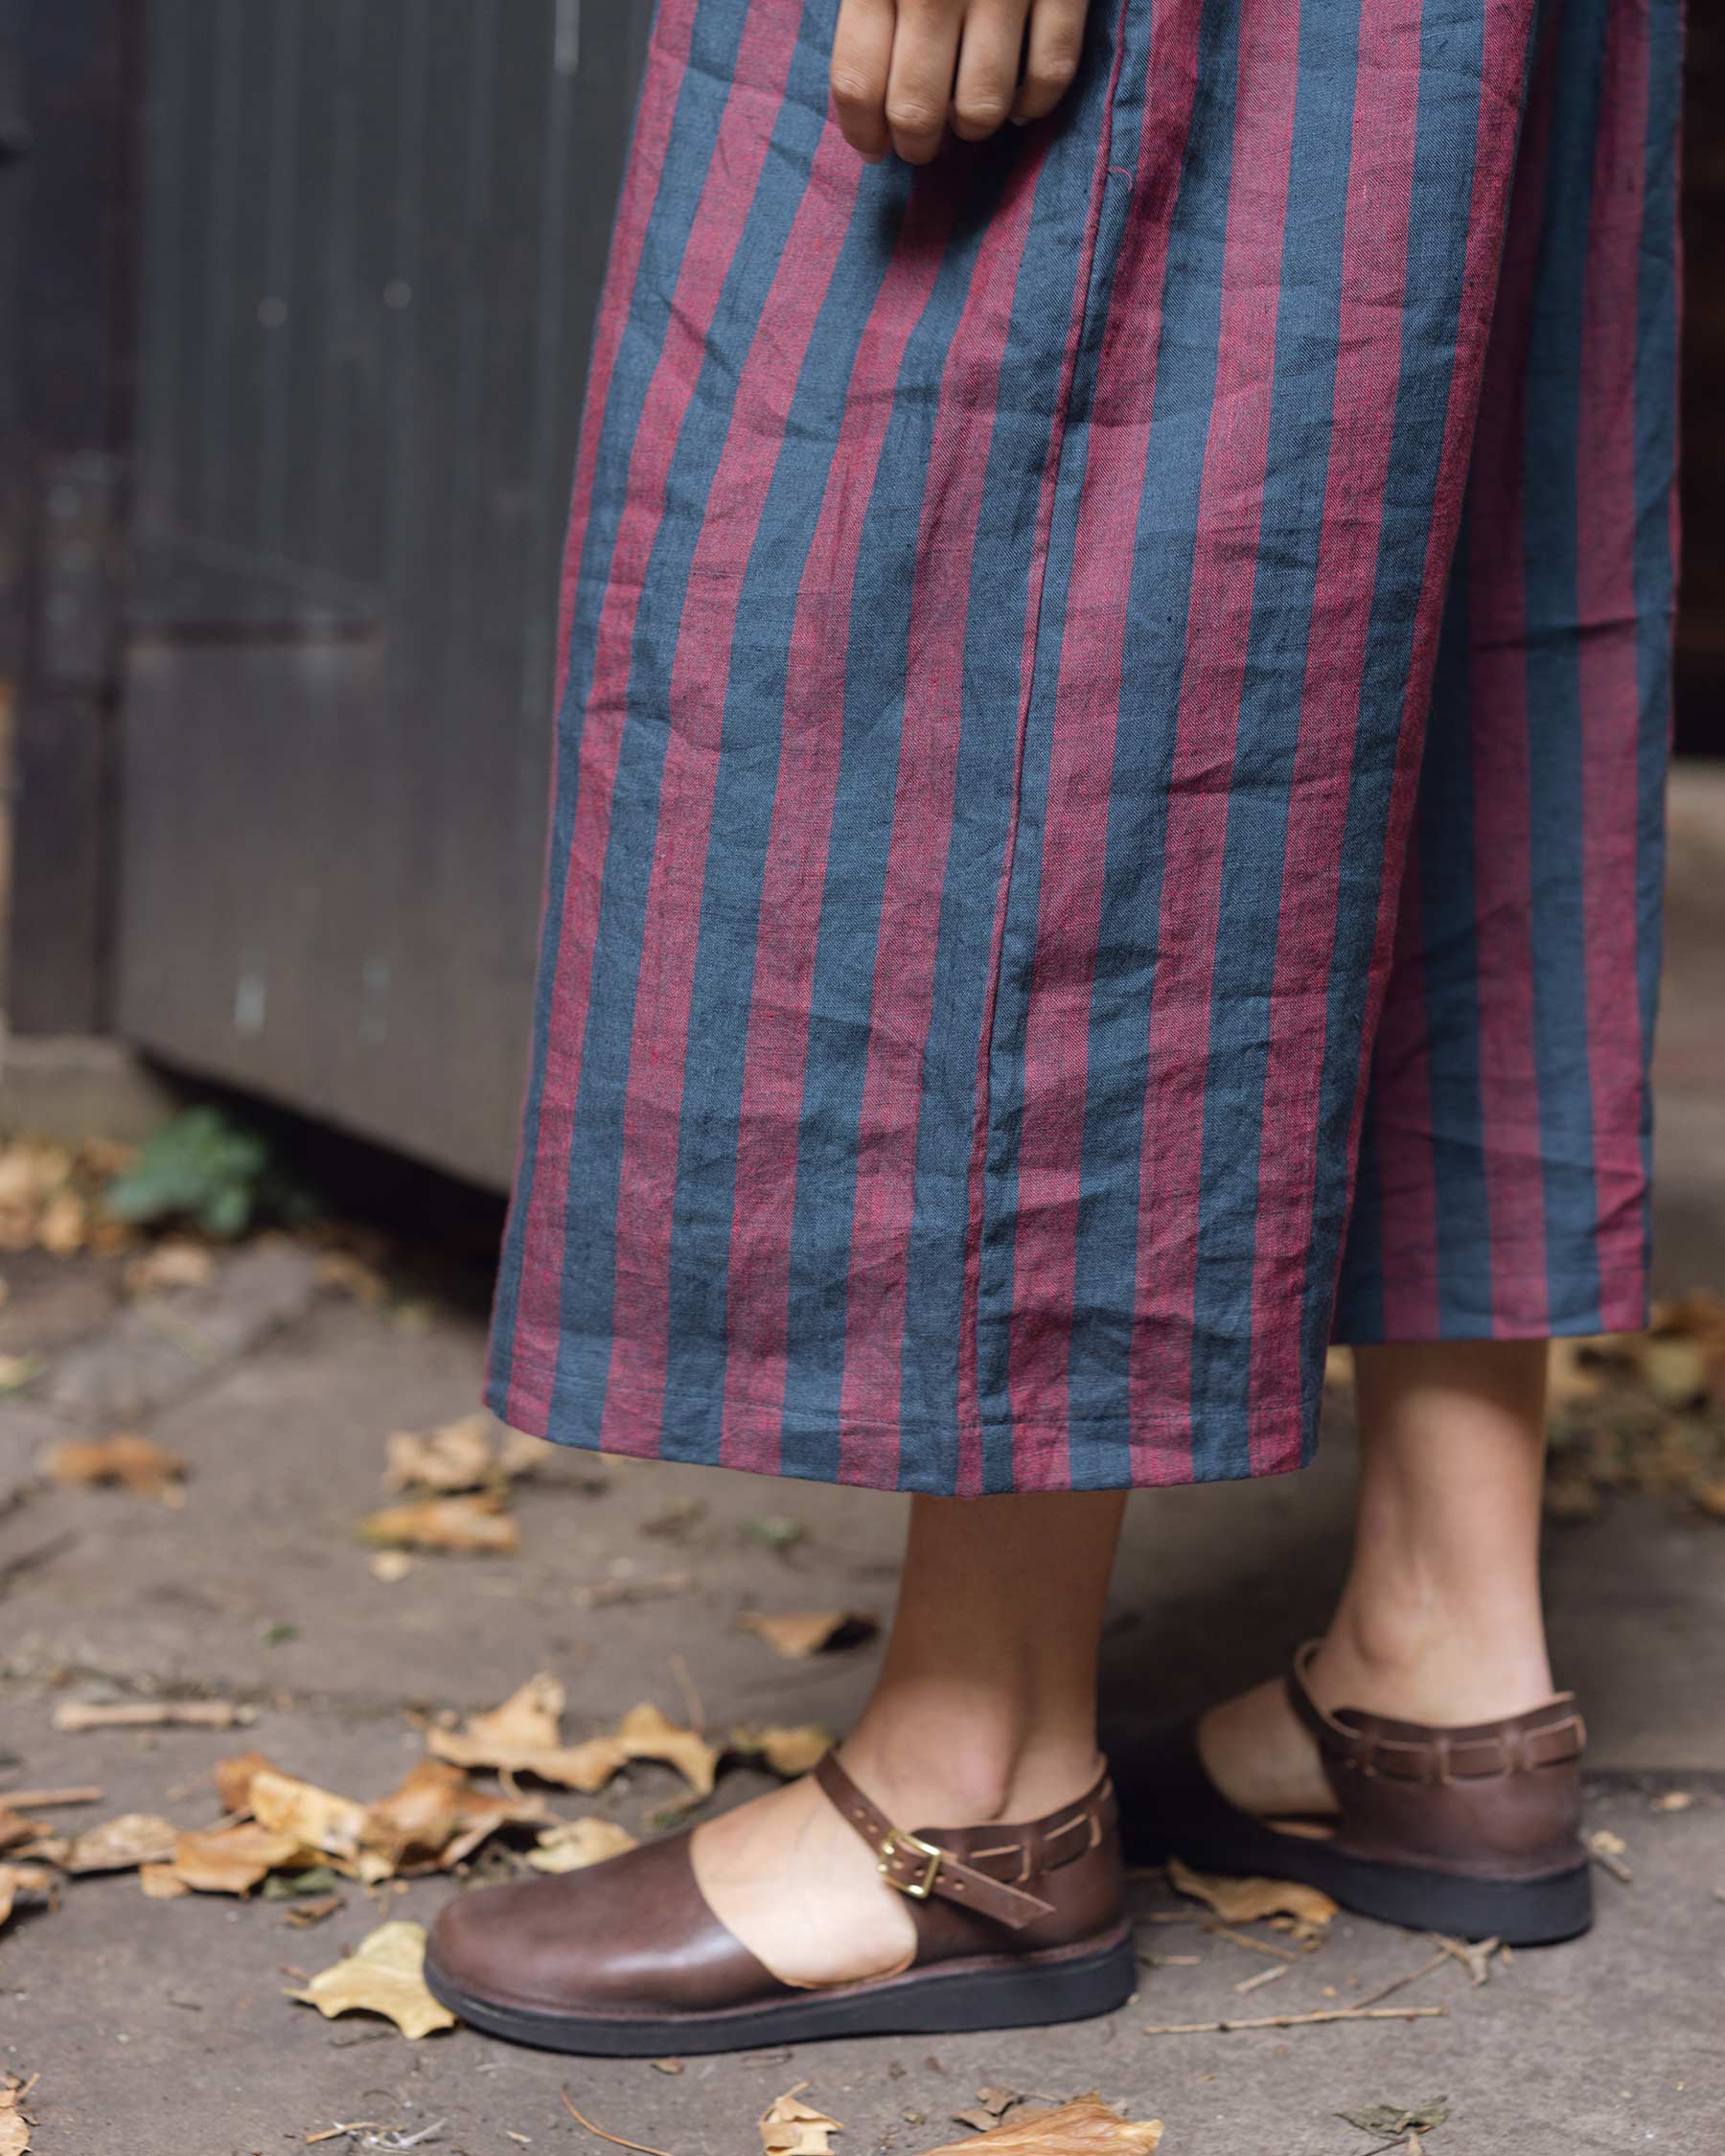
[1142,2004,1446,2035]
[53,1699,253,1732]
[573,1572,694,1609]
[560,2089,676,2156]
[0,1529,78,1597]
[1233,1964,1289,1997]
[1205,1922,1300,1963]
[1587,1828,1633,1885]
[1351,1950,1451,2010]
[1431,1932,1499,1985]
[0,1786,102,1808]
[668,1652,703,1734]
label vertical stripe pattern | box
[492,0,1683,1493]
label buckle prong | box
[878,1826,942,1899]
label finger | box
[1011,0,1085,122]
[950,0,1030,141]
[885,0,963,165]
[830,0,897,161]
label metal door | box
[117,0,651,1187]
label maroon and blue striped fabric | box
[487,0,1682,1496]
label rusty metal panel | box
[116,0,653,1185]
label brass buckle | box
[878,1826,943,1899]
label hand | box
[830,0,1090,167]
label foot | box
[1195,1624,1558,1824]
[691,1769,918,1986]
[692,1737,1106,1988]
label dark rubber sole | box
[1128,1816,1593,1946]
[424,1925,1138,2056]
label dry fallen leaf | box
[214,1750,284,1817]
[58,1812,178,1874]
[282,1892,345,1928]
[729,1724,834,1778]
[527,1818,638,1873]
[36,1190,85,1254]
[1587,1827,1633,1884]
[1168,1855,1337,1932]
[613,1703,719,1798]
[1338,2098,1449,2139]
[0,2073,33,2156]
[952,2087,1024,2133]
[0,1810,43,1855]
[761,2086,843,2156]
[382,1413,498,1493]
[917,2099,1163,2154]
[124,1238,216,1295]
[288,1918,456,2039]
[429,1679,717,1797]
[250,1770,370,1864]
[0,1865,56,1933]
[315,1249,390,1304]
[357,1490,520,1555]
[360,1759,550,1873]
[381,1412,551,1494]
[37,1433,186,1502]
[162,1821,307,1895]
[737,1610,878,1661]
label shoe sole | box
[1129,1820,1593,1946]
[424,1925,1138,2056]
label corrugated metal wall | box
[116,0,651,1186]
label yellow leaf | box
[738,1611,877,1661]
[915,2099,1164,2155]
[357,1490,520,1554]
[760,2087,843,2156]
[37,1433,186,1502]
[1167,1855,1337,1931]
[527,1818,637,1873]
[289,1918,456,2039]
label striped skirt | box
[486,0,1683,1495]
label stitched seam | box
[956,0,1135,1478]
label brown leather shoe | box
[423,1750,1135,2053]
[1113,1644,1592,1945]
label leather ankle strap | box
[1285,1640,1587,1784]
[813,1750,1113,1932]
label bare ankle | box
[1315,1594,1554,1726]
[841,1705,1099,1826]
